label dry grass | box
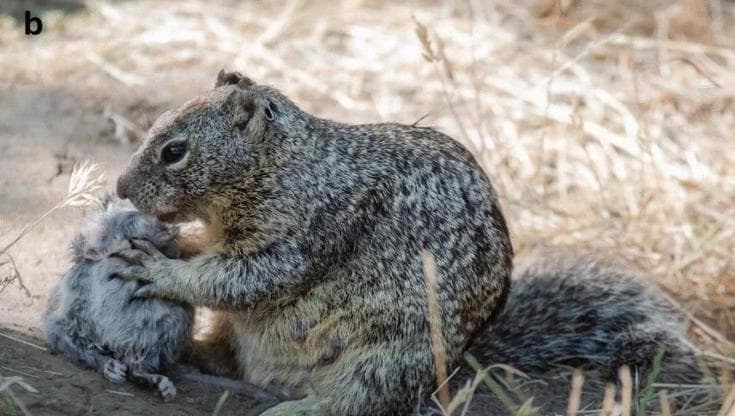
[566,369,585,416]
[423,251,451,412]
[0,375,37,416]
[1,0,734,414]
[0,161,104,295]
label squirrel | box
[42,196,195,400]
[112,70,700,415]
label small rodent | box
[112,71,700,415]
[42,196,194,400]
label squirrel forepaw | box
[112,239,176,287]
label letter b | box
[25,11,43,35]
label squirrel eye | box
[161,141,187,164]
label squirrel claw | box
[113,265,149,282]
[113,248,148,266]
[130,239,167,260]
[134,283,163,299]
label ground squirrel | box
[113,71,699,415]
[43,196,194,400]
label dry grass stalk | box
[464,355,523,414]
[599,383,616,416]
[212,390,230,416]
[514,398,538,416]
[718,384,735,416]
[566,369,585,416]
[662,292,734,348]
[422,250,450,413]
[719,313,735,393]
[658,390,672,416]
[619,366,632,416]
[0,332,47,352]
[4,387,32,416]
[434,363,533,416]
[0,376,37,394]
[0,374,38,416]
[105,390,135,397]
[413,16,473,148]
[442,370,483,416]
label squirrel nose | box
[116,175,130,200]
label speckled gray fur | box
[42,196,193,400]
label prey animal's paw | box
[103,359,128,384]
[129,369,178,401]
[157,375,177,401]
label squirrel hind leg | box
[181,311,239,377]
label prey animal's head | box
[71,195,180,262]
[116,70,291,223]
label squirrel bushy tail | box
[465,251,701,384]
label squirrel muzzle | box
[116,173,131,200]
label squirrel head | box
[116,70,302,223]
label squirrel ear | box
[216,69,255,89]
[228,90,268,140]
[231,91,257,131]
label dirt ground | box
[0,329,281,416]
[0,327,607,416]
[1,0,734,414]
